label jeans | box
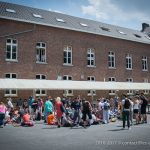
[103,110,109,124]
[73,109,80,124]
[122,110,130,128]
[0,113,5,126]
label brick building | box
[0,1,150,100]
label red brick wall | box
[0,19,150,99]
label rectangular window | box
[108,77,116,95]
[36,74,46,96]
[142,56,148,71]
[108,51,115,68]
[87,76,96,96]
[126,78,134,95]
[143,79,149,94]
[36,42,46,63]
[87,48,95,67]
[126,54,132,70]
[6,38,17,61]
[5,73,17,96]
[63,75,73,96]
[63,46,72,65]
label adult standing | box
[133,96,140,124]
[71,97,81,126]
[98,98,103,120]
[140,93,148,123]
[55,97,63,128]
[82,100,92,128]
[16,98,23,110]
[44,97,53,123]
[102,99,110,124]
[0,102,7,128]
[7,98,13,110]
[122,95,131,129]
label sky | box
[1,0,150,30]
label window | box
[33,14,42,18]
[36,42,46,63]
[56,18,65,23]
[63,46,72,65]
[87,76,96,96]
[6,8,16,13]
[108,51,115,68]
[5,73,17,96]
[117,30,126,35]
[134,34,141,38]
[63,75,73,96]
[108,77,116,82]
[80,23,88,27]
[87,48,95,67]
[126,54,132,70]
[36,74,46,80]
[36,74,46,96]
[100,26,110,32]
[142,56,148,71]
[6,38,17,61]
[126,78,133,95]
[108,77,116,95]
[143,79,149,94]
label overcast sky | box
[1,0,150,30]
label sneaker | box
[75,124,79,127]
[0,126,3,128]
[122,127,125,130]
[128,127,131,130]
[57,125,60,128]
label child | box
[47,112,56,125]
[21,109,34,127]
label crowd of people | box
[0,92,149,129]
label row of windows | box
[5,39,149,71]
[4,73,149,96]
[5,8,150,41]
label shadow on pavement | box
[108,128,126,132]
[42,126,58,129]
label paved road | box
[0,116,150,150]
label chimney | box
[141,23,149,32]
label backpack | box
[103,102,109,110]
[124,99,130,109]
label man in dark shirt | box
[71,97,81,126]
[140,93,148,123]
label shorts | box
[133,109,139,114]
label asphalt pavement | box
[0,115,150,150]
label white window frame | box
[63,46,72,66]
[143,79,149,94]
[127,78,134,95]
[6,38,18,61]
[33,14,42,18]
[108,77,116,95]
[87,76,96,96]
[36,74,47,96]
[5,73,17,96]
[36,42,46,63]
[126,54,132,70]
[108,51,115,68]
[6,8,16,13]
[63,75,73,96]
[142,56,148,71]
[87,48,96,67]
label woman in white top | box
[133,96,140,124]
